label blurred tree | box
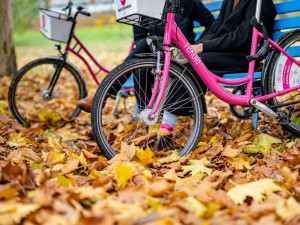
[0,0,17,77]
[12,0,40,34]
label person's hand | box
[170,47,189,64]
[193,43,203,54]
[170,43,203,64]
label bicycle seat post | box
[255,0,263,22]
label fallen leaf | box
[276,197,300,221]
[182,160,212,176]
[135,146,155,167]
[0,201,40,224]
[227,179,281,204]
[48,137,63,152]
[115,163,132,189]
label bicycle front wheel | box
[8,58,87,127]
[266,31,300,135]
[91,58,204,159]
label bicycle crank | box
[249,100,290,125]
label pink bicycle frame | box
[65,33,110,85]
[65,34,135,85]
[149,12,300,117]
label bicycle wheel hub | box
[139,109,158,125]
[42,90,53,100]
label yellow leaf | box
[227,179,281,204]
[142,169,153,179]
[180,197,207,218]
[157,152,180,164]
[78,152,89,169]
[182,160,212,176]
[0,201,39,224]
[46,151,65,167]
[147,196,163,210]
[210,136,217,143]
[48,137,62,151]
[57,175,74,187]
[7,132,28,147]
[115,163,132,189]
[197,141,207,147]
[39,109,61,123]
[110,16,116,22]
[244,134,281,154]
[61,131,78,141]
[136,146,155,167]
[276,197,300,220]
[229,158,252,170]
[252,133,281,146]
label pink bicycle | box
[8,1,134,127]
[91,0,300,159]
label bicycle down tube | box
[149,11,300,118]
[65,33,110,85]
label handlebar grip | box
[246,17,269,62]
[62,1,73,11]
[80,11,91,17]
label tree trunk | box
[0,0,17,77]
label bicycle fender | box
[261,28,300,95]
[45,55,88,97]
[135,53,207,114]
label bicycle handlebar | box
[246,17,269,62]
[62,1,91,21]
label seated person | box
[76,0,215,112]
[138,0,277,150]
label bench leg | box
[251,110,259,130]
[133,99,138,121]
[112,90,123,118]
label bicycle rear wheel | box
[8,58,87,127]
[91,58,204,159]
[266,32,300,135]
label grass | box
[14,24,132,48]
[14,24,133,65]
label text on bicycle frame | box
[184,43,201,65]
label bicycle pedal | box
[276,112,290,125]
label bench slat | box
[275,0,300,14]
[272,31,286,42]
[205,1,222,12]
[273,16,300,30]
[287,46,300,57]
[222,72,261,80]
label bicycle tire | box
[266,31,300,135]
[8,58,87,127]
[91,57,204,159]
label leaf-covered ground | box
[0,55,300,225]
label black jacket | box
[200,0,276,53]
[133,0,215,44]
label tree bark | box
[0,0,17,77]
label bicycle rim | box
[9,59,84,127]
[268,33,300,134]
[91,58,204,159]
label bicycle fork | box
[43,53,67,100]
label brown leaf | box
[147,179,174,197]
[221,145,242,158]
